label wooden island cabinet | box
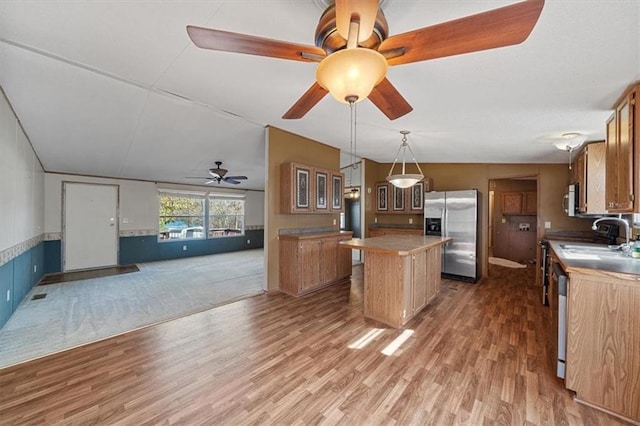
[279,231,353,296]
[340,235,451,328]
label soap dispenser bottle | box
[633,235,640,258]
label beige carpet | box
[488,257,527,268]
[0,249,264,369]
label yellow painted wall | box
[265,126,341,292]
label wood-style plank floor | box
[0,264,630,425]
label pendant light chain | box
[349,100,358,170]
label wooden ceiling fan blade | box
[336,0,379,43]
[282,82,329,119]
[379,0,545,66]
[368,78,413,120]
[186,26,326,62]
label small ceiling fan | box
[187,0,544,120]
[187,161,248,185]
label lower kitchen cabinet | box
[565,273,640,422]
[279,232,353,296]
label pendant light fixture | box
[386,130,424,188]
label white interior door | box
[63,182,118,271]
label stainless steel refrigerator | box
[424,189,479,283]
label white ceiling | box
[1,1,639,191]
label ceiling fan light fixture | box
[316,47,387,103]
[553,132,586,150]
[386,130,424,189]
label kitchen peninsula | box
[340,235,451,328]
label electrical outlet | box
[333,219,337,225]
[545,221,551,229]
[409,218,413,224]
[33,265,37,273]
[182,245,187,251]
[247,239,251,244]
[6,290,10,302]
[374,217,378,223]
[501,218,506,224]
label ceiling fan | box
[186,0,545,120]
[187,161,248,185]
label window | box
[208,196,245,238]
[158,190,245,241]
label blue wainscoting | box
[42,229,264,272]
[0,242,45,329]
[120,229,264,265]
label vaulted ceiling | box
[1,1,639,191]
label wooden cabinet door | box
[375,183,390,212]
[523,191,537,215]
[391,184,406,212]
[319,238,338,284]
[585,141,606,214]
[605,113,618,211]
[614,94,634,212]
[330,173,344,212]
[408,181,424,212]
[425,246,442,303]
[501,192,523,215]
[411,252,428,315]
[573,150,587,213]
[300,240,321,290]
[606,93,635,213]
[336,236,352,279]
[281,163,313,213]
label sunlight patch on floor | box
[381,329,414,356]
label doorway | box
[63,182,119,271]
[488,177,538,263]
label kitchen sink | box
[559,243,619,253]
[559,243,628,260]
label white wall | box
[44,174,264,234]
[0,89,44,252]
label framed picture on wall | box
[392,184,405,211]
[295,167,310,209]
[331,173,343,211]
[410,181,424,211]
[376,183,388,212]
[315,170,328,210]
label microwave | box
[564,184,578,216]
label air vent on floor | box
[31,294,47,300]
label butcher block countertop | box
[340,235,452,256]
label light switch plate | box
[545,221,551,229]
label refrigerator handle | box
[441,209,447,238]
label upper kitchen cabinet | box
[281,163,344,214]
[281,163,313,213]
[572,141,606,214]
[501,191,536,215]
[375,178,433,214]
[605,85,635,213]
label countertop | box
[278,230,352,240]
[549,240,640,280]
[339,235,451,256]
[368,224,424,230]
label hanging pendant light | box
[386,130,424,188]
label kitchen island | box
[549,241,640,424]
[340,235,451,328]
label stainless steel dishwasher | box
[551,262,568,379]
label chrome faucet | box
[592,215,631,248]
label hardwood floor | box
[0,264,630,425]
